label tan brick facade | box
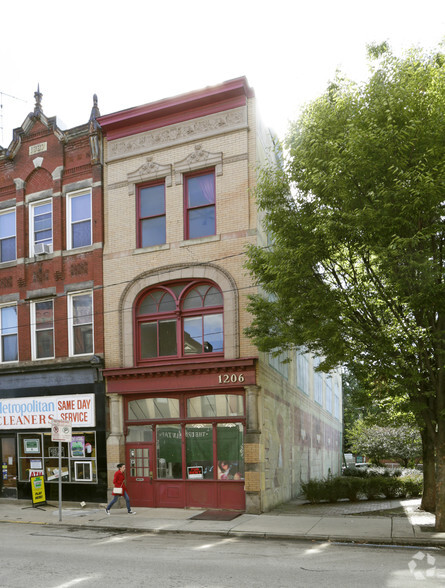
[99,78,343,513]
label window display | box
[18,431,97,483]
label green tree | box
[245,44,445,529]
[349,421,422,467]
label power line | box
[3,245,271,332]
[0,91,29,146]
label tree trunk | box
[420,427,436,513]
[435,420,445,531]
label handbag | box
[113,486,123,495]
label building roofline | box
[97,76,254,141]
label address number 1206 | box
[218,373,245,384]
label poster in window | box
[70,435,85,458]
[24,439,40,454]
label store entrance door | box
[1,437,17,498]
[126,444,155,507]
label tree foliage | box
[349,420,422,467]
[245,44,445,528]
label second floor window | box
[185,171,215,240]
[67,191,92,249]
[0,209,16,262]
[136,281,223,363]
[68,291,94,356]
[0,305,18,362]
[138,182,165,248]
[31,300,54,360]
[30,200,52,255]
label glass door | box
[126,443,154,507]
[1,437,17,498]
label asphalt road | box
[2,522,445,587]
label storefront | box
[0,366,107,502]
[105,359,256,510]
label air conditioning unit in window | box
[34,243,52,255]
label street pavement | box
[0,496,443,548]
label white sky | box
[1,0,445,147]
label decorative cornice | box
[104,357,257,382]
[107,106,247,162]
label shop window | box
[137,182,166,247]
[67,190,92,249]
[156,424,182,479]
[73,461,93,481]
[30,199,52,256]
[136,281,223,363]
[0,208,16,262]
[217,423,244,480]
[185,170,215,239]
[185,424,213,479]
[31,299,54,360]
[128,398,180,420]
[126,425,153,442]
[68,291,94,356]
[0,304,18,362]
[187,394,244,418]
[18,432,97,483]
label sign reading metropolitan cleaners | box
[0,394,95,430]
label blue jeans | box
[107,491,131,512]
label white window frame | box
[0,208,16,263]
[31,299,55,360]
[29,198,53,257]
[313,357,324,405]
[68,290,94,357]
[66,189,92,250]
[268,350,288,379]
[325,376,333,413]
[0,303,18,363]
[296,349,309,395]
[334,378,341,419]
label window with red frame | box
[136,281,223,362]
[185,171,215,239]
[138,182,166,248]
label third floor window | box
[0,209,16,263]
[185,170,215,240]
[137,182,166,248]
[67,191,92,249]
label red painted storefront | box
[104,358,256,510]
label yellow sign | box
[31,475,46,505]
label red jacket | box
[112,470,127,495]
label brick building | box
[99,78,343,513]
[0,89,107,502]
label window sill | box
[180,234,221,247]
[63,243,101,256]
[133,243,170,255]
[0,259,18,268]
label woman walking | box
[106,463,136,515]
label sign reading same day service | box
[0,394,95,430]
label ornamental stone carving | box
[107,106,247,162]
[127,158,172,195]
[174,145,223,185]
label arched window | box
[135,281,223,363]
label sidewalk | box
[0,497,443,548]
